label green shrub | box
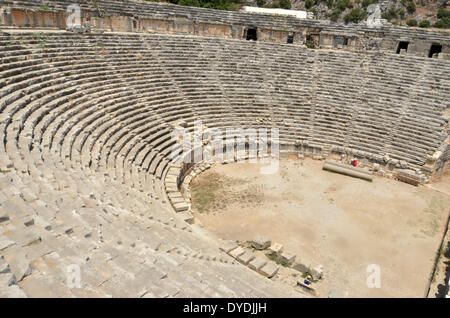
[326,0,334,8]
[361,0,377,7]
[344,8,366,23]
[419,20,431,28]
[305,0,314,9]
[330,9,342,22]
[406,1,416,14]
[406,18,418,26]
[434,17,450,28]
[256,0,266,7]
[179,0,200,6]
[335,0,353,11]
[437,8,450,19]
[279,0,291,9]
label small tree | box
[419,20,430,28]
[305,0,314,9]
[434,17,450,28]
[437,8,450,19]
[344,8,366,23]
[406,1,416,14]
[256,0,266,7]
[279,0,291,9]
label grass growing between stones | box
[190,170,265,214]
[265,252,290,267]
[190,172,230,213]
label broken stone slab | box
[172,201,189,212]
[311,265,323,280]
[237,251,255,265]
[248,257,267,271]
[178,211,194,224]
[293,262,310,273]
[268,242,283,255]
[279,251,296,266]
[228,246,245,259]
[219,241,238,253]
[251,236,271,250]
[259,262,279,278]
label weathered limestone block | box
[293,262,310,273]
[311,264,324,280]
[219,241,238,253]
[268,242,283,255]
[259,262,279,278]
[279,251,296,265]
[237,251,255,265]
[248,257,267,271]
[251,236,271,250]
[228,246,246,259]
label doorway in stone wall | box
[428,44,442,58]
[245,27,257,41]
[396,41,409,54]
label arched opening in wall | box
[245,27,257,41]
[287,33,294,44]
[428,44,442,58]
[132,19,137,30]
[396,41,409,54]
[343,37,348,46]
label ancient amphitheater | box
[0,0,449,298]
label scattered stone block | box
[219,241,238,253]
[237,251,255,265]
[259,262,279,278]
[179,211,194,224]
[228,246,245,259]
[279,251,296,266]
[311,265,323,280]
[248,257,267,271]
[251,236,271,250]
[293,262,310,273]
[268,242,283,255]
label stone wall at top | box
[0,0,449,58]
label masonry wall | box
[0,6,449,59]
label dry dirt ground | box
[190,157,450,298]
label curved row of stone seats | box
[1,31,449,175]
[0,29,448,296]
[0,160,299,297]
